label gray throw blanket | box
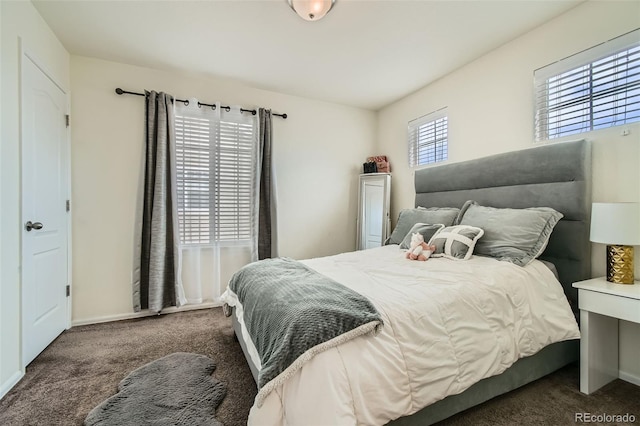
[229,257,383,407]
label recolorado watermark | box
[575,412,636,423]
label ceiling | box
[33,0,583,110]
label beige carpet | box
[0,309,255,426]
[0,307,638,425]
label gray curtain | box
[132,91,179,313]
[258,108,278,260]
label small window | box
[534,29,640,141]
[408,108,448,167]
[175,103,257,245]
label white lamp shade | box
[288,0,335,21]
[590,202,640,245]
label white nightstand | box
[572,277,640,394]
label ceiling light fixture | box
[288,0,336,21]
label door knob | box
[25,221,43,232]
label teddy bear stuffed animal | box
[405,232,436,261]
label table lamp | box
[590,202,640,284]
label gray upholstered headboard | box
[414,140,591,312]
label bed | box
[224,139,591,425]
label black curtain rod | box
[115,88,288,119]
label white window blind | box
[534,29,640,141]
[175,111,214,244]
[217,114,255,242]
[408,109,448,167]
[175,102,257,245]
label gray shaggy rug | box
[84,352,227,426]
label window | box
[175,103,257,245]
[408,108,448,167]
[534,30,640,141]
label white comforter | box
[231,245,580,425]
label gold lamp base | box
[606,245,635,284]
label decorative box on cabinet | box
[356,173,391,250]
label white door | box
[363,181,384,249]
[357,174,391,250]
[21,54,69,366]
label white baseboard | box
[619,370,640,387]
[71,302,222,327]
[0,370,24,400]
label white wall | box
[1,0,637,400]
[0,0,4,398]
[0,0,70,398]
[70,56,376,324]
[377,0,640,384]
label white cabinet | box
[356,173,391,250]
[572,277,640,394]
